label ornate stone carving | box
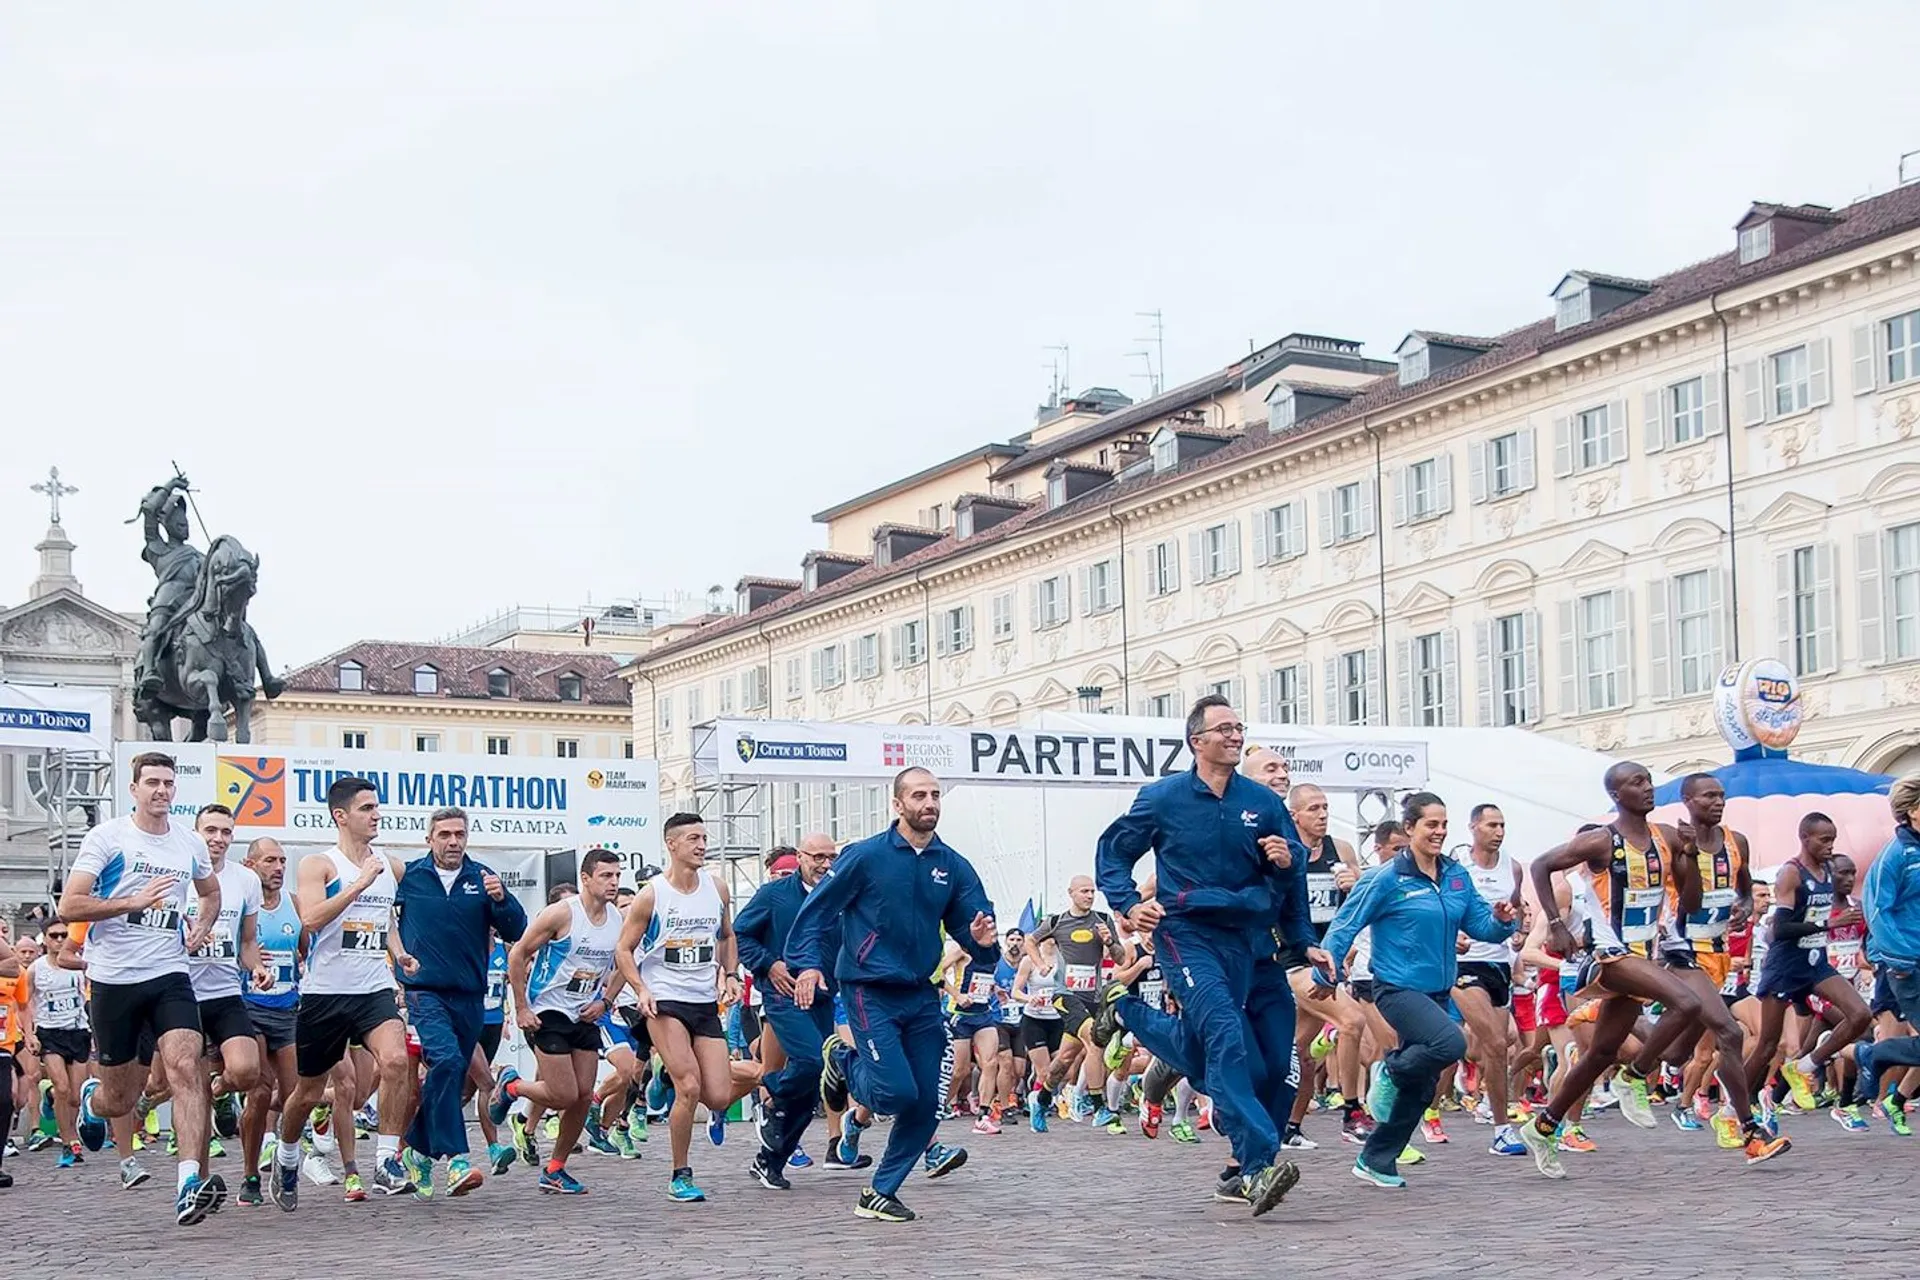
[1768,416,1815,467]
[903,666,924,696]
[1572,472,1618,516]
[860,679,880,708]
[1263,558,1302,595]
[1662,450,1714,495]
[1091,615,1116,648]
[1042,629,1066,662]
[1411,522,1444,557]
[993,643,1015,673]
[944,656,970,684]
[1202,583,1232,617]
[1578,718,1627,752]
[1,608,120,654]
[1332,544,1369,581]
[822,690,842,717]
[1146,599,1175,630]
[1888,394,1919,441]
[1492,501,1523,539]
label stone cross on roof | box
[31,466,78,525]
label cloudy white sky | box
[4,2,1918,667]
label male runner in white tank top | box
[615,812,763,1204]
[1451,804,1526,1157]
[491,847,624,1195]
[184,802,269,1189]
[269,777,422,1210]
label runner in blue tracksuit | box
[1858,776,1920,1103]
[786,768,998,1224]
[1091,695,1309,1218]
[734,836,842,1186]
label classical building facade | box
[256,638,635,761]
[626,184,1920,838]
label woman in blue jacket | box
[1318,791,1517,1190]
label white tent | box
[935,711,1662,918]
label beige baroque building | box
[255,609,645,760]
[626,184,1920,842]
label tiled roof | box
[988,366,1242,480]
[286,641,628,706]
[638,181,1920,669]
[1562,270,1654,292]
[811,442,1026,523]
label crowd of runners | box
[5,701,1920,1225]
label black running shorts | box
[91,972,201,1068]
[296,990,400,1079]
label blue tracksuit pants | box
[758,990,835,1165]
[842,982,946,1197]
[1116,920,1280,1172]
[404,989,484,1159]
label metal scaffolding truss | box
[688,720,768,900]
[28,749,112,897]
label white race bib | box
[1064,963,1098,992]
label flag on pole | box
[1017,899,1037,934]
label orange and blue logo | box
[218,755,286,826]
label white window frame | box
[338,661,364,692]
[1670,569,1719,697]
[1644,374,1724,454]
[1407,631,1450,727]
[341,729,368,750]
[415,733,439,753]
[812,644,846,690]
[853,633,882,681]
[1256,663,1311,725]
[555,738,580,759]
[1338,649,1374,726]
[1470,429,1536,504]
[1268,389,1296,432]
[1080,559,1119,616]
[1741,340,1831,425]
[486,735,511,756]
[1479,611,1539,728]
[1151,430,1178,471]
[1144,540,1180,597]
[412,664,438,695]
[1771,345,1811,418]
[1887,309,1920,387]
[784,655,803,699]
[1255,501,1305,564]
[657,695,673,732]
[1323,480,1376,545]
[1560,589,1631,714]
[686,686,703,724]
[1738,222,1772,264]
[894,619,927,667]
[936,605,974,656]
[743,666,769,711]
[1394,455,1454,527]
[990,591,1015,641]
[1576,405,1611,471]
[1398,344,1429,386]
[1778,545,1835,679]
[1046,474,1067,508]
[1891,523,1920,663]
[1033,574,1070,629]
[718,676,736,714]
[1142,691,1179,718]
[1555,288,1591,331]
[1191,521,1242,584]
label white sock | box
[177,1160,201,1191]
[1105,1076,1126,1110]
[376,1134,399,1162]
[277,1137,302,1169]
[1792,1055,1816,1075]
[1173,1081,1194,1124]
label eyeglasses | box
[1203,722,1248,737]
[46,932,68,941]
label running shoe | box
[1473,1098,1495,1125]
[213,1090,241,1140]
[972,1112,1002,1136]
[58,1145,81,1169]
[855,1187,915,1222]
[447,1155,483,1197]
[1613,1070,1657,1128]
[1170,1119,1198,1143]
[1092,1104,1116,1129]
[303,1153,338,1186]
[1556,1126,1597,1153]
[1088,979,1128,1049]
[837,1116,869,1165]
[1029,1102,1049,1134]
[1211,1173,1249,1203]
[237,1174,263,1206]
[665,1170,706,1202]
[1398,1144,1426,1165]
[1310,1027,1337,1062]
[1831,1105,1870,1133]
[1102,1030,1132,1074]
[749,1150,792,1190]
[373,1155,416,1196]
[1351,1159,1405,1190]
[341,1172,367,1202]
[1488,1124,1526,1156]
[586,1127,619,1156]
[26,1132,57,1153]
[924,1143,968,1178]
[707,1108,727,1147]
[1366,1062,1399,1124]
[1194,1102,1211,1130]
[510,1113,539,1167]
[1341,1110,1375,1145]
[1103,1113,1125,1135]
[1711,1111,1743,1149]
[540,1167,589,1195]
[488,1068,520,1127]
[820,1036,852,1113]
[823,1145,873,1171]
[1694,1093,1717,1122]
[199,1174,229,1216]
[789,1144,813,1167]
[176,1174,215,1227]
[1743,1127,1791,1165]
[1419,1110,1448,1144]
[121,1158,152,1191]
[1588,1084,1620,1111]
[1244,1161,1301,1218]
[482,1141,512,1175]
[1282,1123,1318,1150]
[1672,1108,1704,1133]
[1889,1099,1913,1137]
[542,1114,561,1142]
[609,1126,638,1160]
[1141,1101,1163,1139]
[627,1101,650,1141]
[583,1107,612,1148]
[402,1147,435,1198]
[1518,1119,1566,1180]
[1780,1059,1818,1112]
[77,1078,106,1152]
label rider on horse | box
[134,474,202,701]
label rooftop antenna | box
[1134,310,1164,396]
[1126,350,1158,398]
[1044,343,1071,400]
[1040,355,1061,408]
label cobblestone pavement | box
[7,1107,1918,1279]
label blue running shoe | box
[836,1116,868,1167]
[1366,1061,1399,1125]
[1351,1159,1406,1190]
[176,1175,214,1226]
[666,1169,707,1202]
[788,1144,813,1168]
[539,1167,589,1195]
[77,1079,107,1152]
[708,1109,727,1147]
[1672,1108,1704,1133]
[488,1068,520,1127]
[924,1143,968,1178]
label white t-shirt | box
[29,955,89,1031]
[185,861,265,1001]
[69,815,214,986]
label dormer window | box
[1267,388,1296,433]
[1046,473,1067,508]
[487,668,511,698]
[1555,288,1591,331]
[557,673,584,702]
[1739,221,1772,264]
[412,664,438,695]
[1397,341,1430,387]
[1150,428,1178,471]
[337,660,363,692]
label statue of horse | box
[135,534,285,743]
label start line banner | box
[708,719,1428,790]
[111,741,660,853]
